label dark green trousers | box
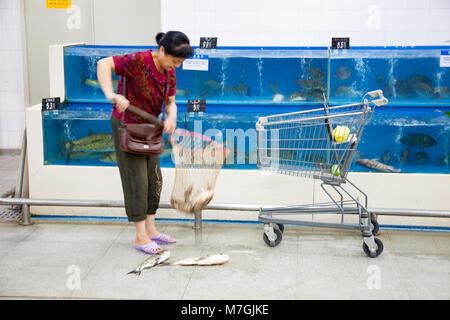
[111,116,162,222]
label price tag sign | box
[187,99,206,113]
[199,37,217,49]
[332,37,350,49]
[182,54,209,71]
[440,50,450,67]
[42,97,60,111]
[46,0,71,9]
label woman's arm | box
[163,95,177,134]
[97,57,129,112]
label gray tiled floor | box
[0,155,20,197]
[0,221,449,300]
[1,155,449,300]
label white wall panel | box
[161,0,450,46]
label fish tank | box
[42,45,449,174]
[329,47,450,106]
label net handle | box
[121,75,169,128]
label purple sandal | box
[151,233,176,244]
[135,242,162,255]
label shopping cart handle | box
[372,97,389,106]
[367,90,383,98]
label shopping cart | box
[256,90,388,257]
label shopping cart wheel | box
[263,224,282,247]
[276,224,285,233]
[370,216,379,236]
[362,237,383,258]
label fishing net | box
[170,129,229,214]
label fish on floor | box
[172,253,230,266]
[127,250,170,276]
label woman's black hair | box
[156,31,194,58]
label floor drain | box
[0,206,22,222]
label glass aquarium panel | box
[354,107,449,174]
[180,48,329,105]
[51,45,450,173]
[329,48,450,106]
[64,45,154,103]
[43,103,450,174]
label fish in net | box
[170,129,229,214]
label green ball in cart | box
[331,164,341,177]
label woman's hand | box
[108,93,130,113]
[163,114,177,134]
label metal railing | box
[2,129,449,228]
[1,196,449,229]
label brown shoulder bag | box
[119,75,168,155]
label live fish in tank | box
[270,83,284,103]
[66,151,107,163]
[415,151,428,165]
[306,88,325,101]
[435,86,449,99]
[295,76,326,101]
[287,91,307,101]
[334,86,362,98]
[305,67,325,80]
[175,89,191,98]
[270,83,280,93]
[272,93,284,103]
[438,153,450,166]
[64,131,115,158]
[225,82,252,97]
[200,78,221,97]
[296,78,326,91]
[84,76,118,90]
[382,150,390,164]
[336,66,352,80]
[376,75,384,85]
[356,153,400,173]
[400,149,410,165]
[412,82,436,99]
[99,152,117,164]
[384,74,440,100]
[400,133,437,148]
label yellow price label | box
[46,0,71,9]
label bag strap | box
[161,71,169,122]
[120,77,127,123]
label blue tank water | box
[42,45,450,174]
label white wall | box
[0,0,161,150]
[161,0,450,46]
[0,0,25,150]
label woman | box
[97,31,194,254]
